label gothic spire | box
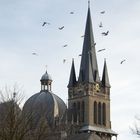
[68,59,77,87]
[102,59,110,87]
[78,6,100,83]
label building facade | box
[67,6,117,140]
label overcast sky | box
[0,0,140,140]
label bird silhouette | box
[102,31,109,36]
[32,52,38,56]
[70,12,74,14]
[42,22,50,26]
[63,44,68,47]
[97,48,106,52]
[63,59,66,63]
[99,22,103,28]
[58,26,64,30]
[42,22,46,26]
[100,11,105,14]
[120,59,126,64]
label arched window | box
[81,101,85,123]
[73,102,77,122]
[94,101,97,124]
[98,102,102,125]
[102,103,106,126]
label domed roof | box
[23,90,67,126]
[41,70,52,81]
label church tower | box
[68,3,117,140]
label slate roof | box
[40,70,52,81]
[23,90,67,126]
[68,59,77,87]
[102,60,110,87]
[78,7,100,83]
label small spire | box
[102,59,110,87]
[45,65,48,74]
[68,59,77,87]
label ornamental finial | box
[88,0,90,8]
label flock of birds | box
[98,11,126,64]
[32,10,126,65]
[97,10,108,53]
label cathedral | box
[22,4,118,140]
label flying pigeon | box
[42,22,50,26]
[63,59,66,63]
[70,12,74,14]
[59,26,64,30]
[63,44,68,47]
[42,22,46,26]
[120,59,126,64]
[102,31,109,36]
[32,52,38,56]
[97,49,106,52]
[100,11,105,14]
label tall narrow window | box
[73,103,77,122]
[103,103,106,126]
[98,102,102,125]
[77,102,80,122]
[94,101,97,124]
[81,101,85,123]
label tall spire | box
[78,6,100,83]
[68,59,77,87]
[102,59,110,87]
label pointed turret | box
[78,6,100,83]
[102,59,110,87]
[68,59,77,87]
